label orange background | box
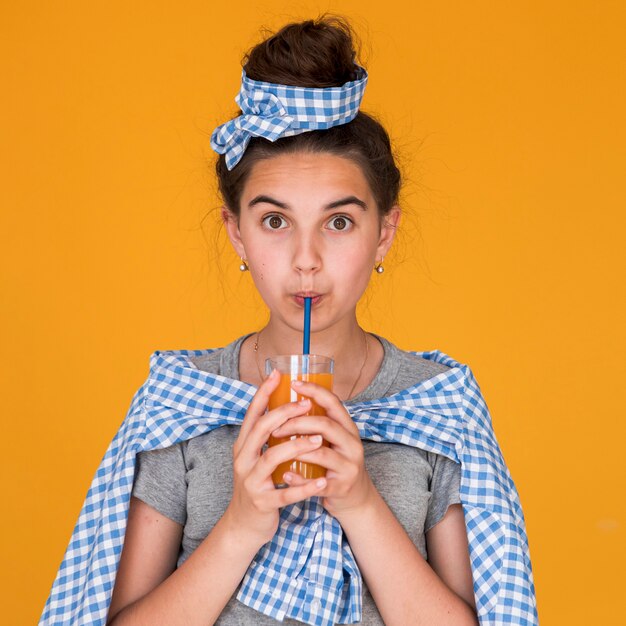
[1,2,624,624]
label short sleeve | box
[424,452,462,533]
[132,442,188,525]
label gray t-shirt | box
[132,334,461,625]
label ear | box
[375,205,401,260]
[222,206,247,259]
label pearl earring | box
[239,258,249,271]
[374,257,384,274]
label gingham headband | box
[210,66,368,170]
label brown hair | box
[216,16,401,218]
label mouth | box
[292,292,323,307]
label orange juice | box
[266,357,333,486]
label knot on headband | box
[211,66,368,170]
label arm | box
[425,504,476,611]
[107,370,328,626]
[275,381,478,626]
[332,493,478,626]
[107,496,262,625]
[107,497,182,621]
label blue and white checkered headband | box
[210,66,368,170]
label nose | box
[292,230,322,274]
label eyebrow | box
[248,195,368,211]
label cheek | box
[245,242,286,289]
[329,245,376,288]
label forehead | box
[242,152,373,202]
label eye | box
[262,214,288,230]
[327,215,353,232]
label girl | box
[41,16,537,626]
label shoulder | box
[188,350,222,375]
[375,336,453,396]
[186,333,252,378]
[392,344,452,377]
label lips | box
[293,292,323,307]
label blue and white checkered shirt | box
[40,348,538,625]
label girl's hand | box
[270,380,375,519]
[223,369,328,548]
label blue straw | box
[303,297,312,355]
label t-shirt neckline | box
[221,332,401,404]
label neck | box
[258,312,365,363]
[254,312,373,398]
[242,310,383,401]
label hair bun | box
[217,15,400,220]
[244,16,360,88]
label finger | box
[271,415,355,450]
[237,399,312,464]
[264,476,328,508]
[293,445,349,475]
[236,368,280,447]
[247,434,324,483]
[291,380,359,435]
[282,472,311,487]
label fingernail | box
[298,399,310,406]
[283,472,294,483]
[269,368,278,379]
[315,478,326,488]
[309,435,322,445]
[291,380,303,387]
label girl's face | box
[224,152,400,334]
